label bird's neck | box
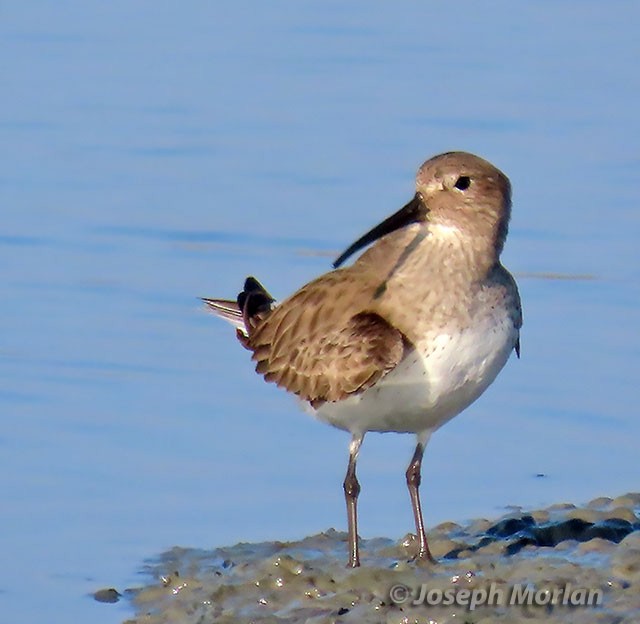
[425,222,500,280]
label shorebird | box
[203,151,522,567]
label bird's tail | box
[202,276,276,338]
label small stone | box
[93,588,121,603]
[612,493,640,508]
[587,496,614,509]
[466,518,493,534]
[486,515,535,538]
[430,538,463,559]
[432,520,461,533]
[566,508,603,523]
[547,502,577,511]
[577,537,615,554]
[474,539,507,556]
[618,531,640,549]
[586,519,634,543]
[529,509,550,523]
[533,518,593,546]
[604,507,638,523]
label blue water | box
[2,2,638,622]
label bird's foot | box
[411,550,437,567]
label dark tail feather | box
[237,276,275,332]
[202,276,275,338]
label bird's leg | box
[406,435,435,563]
[343,434,364,568]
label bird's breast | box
[309,302,518,435]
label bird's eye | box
[454,176,471,191]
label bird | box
[203,151,522,568]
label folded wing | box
[246,276,407,404]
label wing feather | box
[246,276,407,403]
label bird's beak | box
[333,193,426,268]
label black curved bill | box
[333,193,424,268]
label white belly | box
[310,313,518,435]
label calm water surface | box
[2,2,638,622]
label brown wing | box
[246,273,407,404]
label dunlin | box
[203,151,522,567]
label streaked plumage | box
[203,151,522,567]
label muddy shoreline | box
[105,493,640,623]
